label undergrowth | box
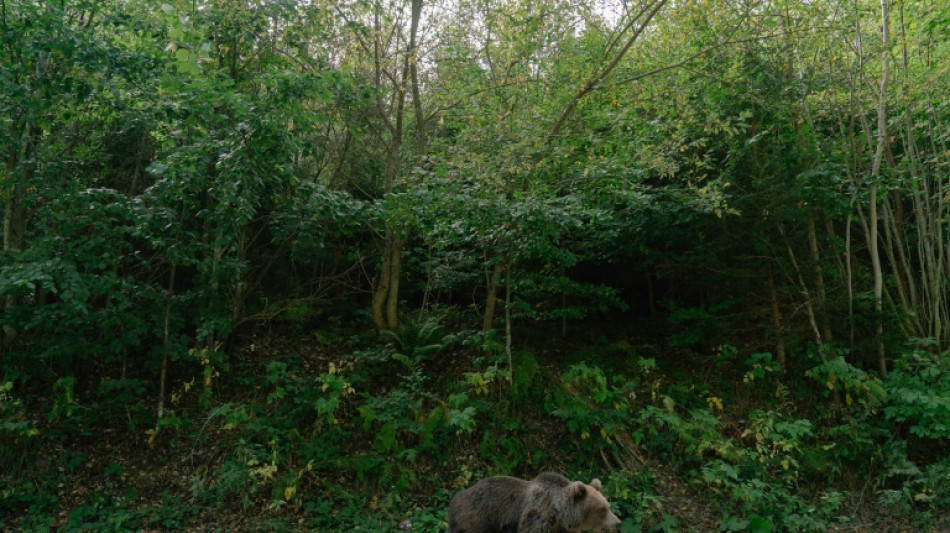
[3,321,950,531]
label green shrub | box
[600,469,663,529]
[818,416,888,482]
[546,362,638,453]
[884,350,950,439]
[876,440,950,522]
[805,353,886,410]
[639,403,838,532]
[667,299,737,347]
[0,380,38,471]
[94,378,149,430]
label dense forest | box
[2,0,950,530]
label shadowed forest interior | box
[2,0,950,530]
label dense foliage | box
[2,0,949,530]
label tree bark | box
[869,0,890,378]
[409,0,426,159]
[157,265,177,421]
[505,266,513,386]
[385,237,404,329]
[806,214,833,343]
[845,194,856,349]
[367,0,426,331]
[2,119,34,351]
[781,225,839,404]
[483,263,508,331]
[372,232,405,330]
[767,265,787,371]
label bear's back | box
[531,472,569,488]
[447,476,530,533]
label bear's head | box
[566,479,621,532]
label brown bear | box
[447,472,622,533]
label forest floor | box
[25,411,942,532]
[5,321,949,531]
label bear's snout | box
[603,510,621,532]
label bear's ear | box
[571,481,587,500]
[589,479,602,491]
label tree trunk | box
[767,265,787,371]
[646,271,656,317]
[1,189,22,351]
[371,249,392,331]
[483,264,507,331]
[372,232,405,330]
[230,227,248,334]
[869,187,885,376]
[505,266,513,386]
[845,194,856,349]
[2,119,34,352]
[157,265,177,421]
[419,244,433,319]
[408,0,426,159]
[366,0,425,331]
[385,237,404,329]
[781,225,839,404]
[806,214,833,343]
[1,183,23,255]
[869,0,890,378]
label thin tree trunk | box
[880,200,918,337]
[2,184,21,350]
[505,266,513,386]
[846,193,856,349]
[767,265,787,371]
[561,292,567,338]
[897,3,945,346]
[926,96,950,348]
[869,189,885,375]
[869,0,890,378]
[372,232,404,330]
[385,237,404,329]
[524,0,667,190]
[368,0,425,331]
[231,228,247,331]
[2,118,34,351]
[371,265,390,330]
[807,214,833,343]
[781,226,839,404]
[409,0,426,158]
[2,179,23,255]
[483,264,507,331]
[157,265,177,421]
[824,219,846,284]
[646,271,656,317]
[419,244,433,320]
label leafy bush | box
[0,380,38,471]
[884,350,950,439]
[600,469,663,529]
[805,353,886,410]
[63,490,197,531]
[876,440,950,528]
[638,402,841,531]
[639,406,730,464]
[546,362,638,452]
[94,378,150,430]
[667,299,737,347]
[379,313,455,362]
[819,416,889,483]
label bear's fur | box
[447,472,621,533]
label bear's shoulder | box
[532,471,570,487]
